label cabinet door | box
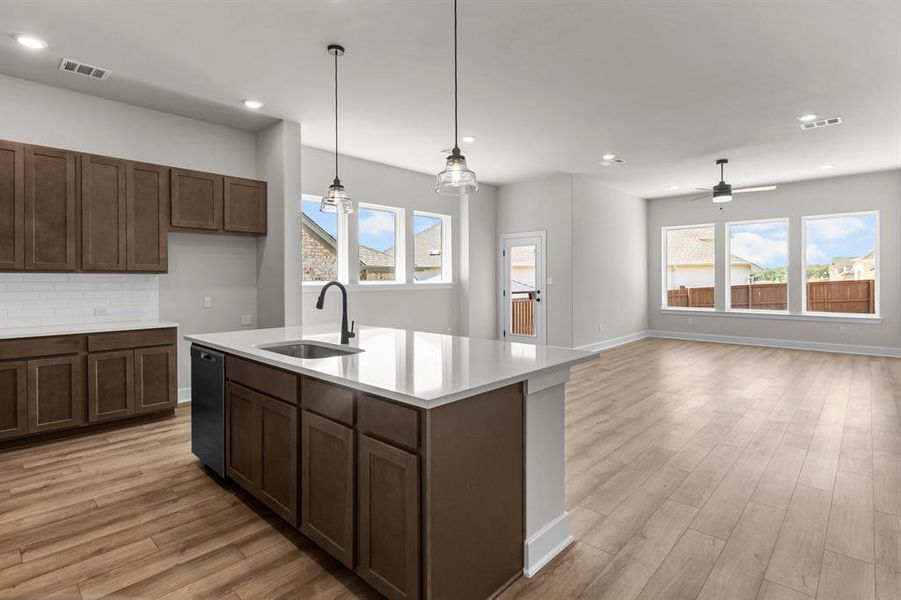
[81,154,127,271]
[126,162,168,272]
[27,355,83,433]
[357,434,420,600]
[134,345,176,414]
[0,141,24,270]
[0,361,27,440]
[87,350,134,422]
[223,177,266,234]
[301,410,355,568]
[170,168,222,231]
[24,145,77,270]
[226,382,261,493]
[259,395,298,525]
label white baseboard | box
[178,387,191,404]
[523,511,573,577]
[575,330,650,353]
[648,329,901,358]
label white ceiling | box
[1,1,899,198]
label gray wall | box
[458,189,498,339]
[496,173,649,349]
[647,170,901,352]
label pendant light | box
[435,0,479,195]
[321,44,353,214]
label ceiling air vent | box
[59,58,111,81]
[800,115,842,130]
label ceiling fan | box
[691,158,776,203]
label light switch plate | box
[241,314,253,326]
[203,297,212,308]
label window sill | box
[302,282,454,292]
[659,308,882,324]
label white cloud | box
[358,210,396,236]
[730,231,788,267]
[806,216,866,242]
[806,243,828,263]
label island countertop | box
[186,324,595,408]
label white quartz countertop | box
[0,320,179,340]
[186,325,595,407]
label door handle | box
[535,298,541,302]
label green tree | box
[806,264,829,280]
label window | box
[803,212,878,315]
[358,203,404,282]
[726,219,789,312]
[413,212,451,283]
[662,224,715,309]
[301,195,339,283]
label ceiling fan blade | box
[690,194,712,202]
[695,187,712,191]
[734,185,778,194]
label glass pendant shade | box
[321,179,353,214]
[435,149,479,195]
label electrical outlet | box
[203,297,212,308]
[547,277,554,285]
[240,314,253,326]
[92,306,109,317]
[687,317,694,325]
[839,325,847,335]
[598,324,603,333]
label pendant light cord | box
[454,0,459,151]
[334,49,339,182]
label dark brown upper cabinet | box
[24,145,77,271]
[170,168,222,232]
[0,141,25,270]
[81,154,127,271]
[224,177,267,234]
[127,162,168,272]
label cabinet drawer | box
[88,328,175,352]
[301,377,354,426]
[227,356,298,406]
[0,335,83,360]
[357,393,419,452]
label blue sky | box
[302,199,337,237]
[805,214,877,264]
[304,199,441,252]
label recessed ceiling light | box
[15,34,48,50]
[820,163,835,170]
[602,153,616,161]
[797,113,818,123]
[242,99,263,110]
[461,136,475,143]
[669,185,680,191]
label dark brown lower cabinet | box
[27,355,83,433]
[301,409,355,568]
[357,434,420,600]
[87,350,134,422]
[135,345,176,414]
[0,361,27,440]
[226,383,261,492]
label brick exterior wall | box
[302,226,338,282]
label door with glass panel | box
[500,233,546,345]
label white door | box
[499,232,546,345]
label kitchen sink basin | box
[258,341,363,359]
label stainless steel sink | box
[257,341,363,359]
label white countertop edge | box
[185,334,595,409]
[0,320,180,340]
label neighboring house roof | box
[667,228,761,269]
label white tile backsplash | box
[0,274,159,328]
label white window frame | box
[412,210,452,284]
[661,223,717,312]
[724,217,790,314]
[300,193,347,286]
[801,210,880,318]
[357,202,406,285]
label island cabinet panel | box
[357,434,420,600]
[170,168,222,231]
[227,356,298,406]
[0,141,25,270]
[126,162,168,272]
[259,394,298,525]
[301,409,355,568]
[135,346,177,414]
[23,145,77,271]
[223,177,267,234]
[301,377,353,425]
[27,355,84,433]
[0,361,27,440]
[226,382,262,493]
[81,154,127,271]
[87,350,134,422]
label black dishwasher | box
[191,345,225,476]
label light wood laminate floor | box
[1,338,900,599]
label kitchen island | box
[186,324,593,600]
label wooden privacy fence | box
[511,297,535,335]
[667,280,875,314]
